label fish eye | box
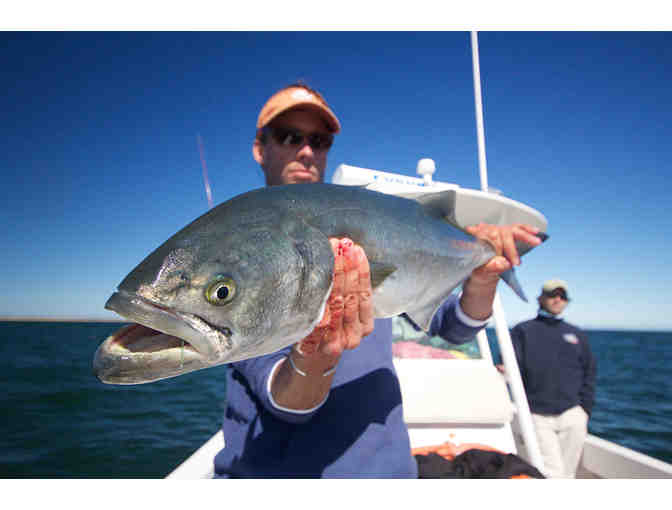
[205,276,236,306]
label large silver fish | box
[94,183,546,384]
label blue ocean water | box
[1,322,670,478]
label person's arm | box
[269,238,374,412]
[579,333,597,418]
[426,294,489,345]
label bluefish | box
[94,183,546,384]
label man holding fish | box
[211,84,542,477]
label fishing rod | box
[197,133,214,210]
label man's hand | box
[270,238,374,411]
[461,223,542,321]
[297,238,374,363]
[465,223,542,281]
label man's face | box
[253,109,332,186]
[538,290,569,316]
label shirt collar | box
[538,308,563,320]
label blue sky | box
[2,30,671,330]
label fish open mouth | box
[103,290,231,361]
[103,323,199,355]
[93,321,209,384]
[93,290,236,384]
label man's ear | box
[252,138,264,165]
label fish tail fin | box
[500,267,528,302]
[515,231,549,257]
[503,231,549,301]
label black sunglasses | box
[543,289,569,301]
[263,126,334,151]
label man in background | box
[213,83,542,477]
[506,280,597,478]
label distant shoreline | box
[0,317,128,323]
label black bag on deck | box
[415,449,545,479]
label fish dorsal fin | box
[412,190,464,230]
[369,261,397,289]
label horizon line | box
[0,317,670,332]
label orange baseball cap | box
[256,86,341,133]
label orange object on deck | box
[411,441,504,460]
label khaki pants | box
[531,405,588,478]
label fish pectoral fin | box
[369,261,397,289]
[278,215,336,316]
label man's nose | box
[296,141,315,158]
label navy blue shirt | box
[214,294,485,478]
[509,314,597,417]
